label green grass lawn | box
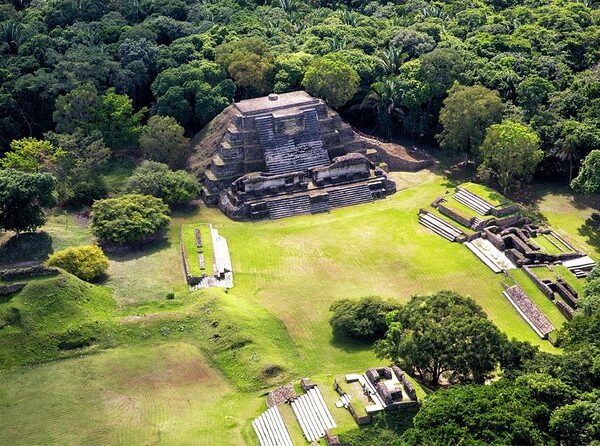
[0,342,263,446]
[461,182,513,208]
[181,224,203,277]
[2,170,599,444]
[535,188,600,260]
[531,233,564,255]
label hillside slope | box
[0,272,116,366]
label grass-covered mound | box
[115,288,301,392]
[0,271,116,366]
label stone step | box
[456,187,496,210]
[328,184,373,209]
[267,195,312,219]
[310,200,331,214]
[419,216,456,242]
[420,212,463,236]
[454,189,492,215]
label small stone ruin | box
[201,91,397,220]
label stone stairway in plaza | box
[267,195,312,219]
[290,387,337,443]
[328,183,373,209]
[418,211,464,242]
[252,405,294,446]
[453,188,493,215]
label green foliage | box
[151,60,235,130]
[273,52,314,93]
[329,296,400,340]
[124,161,199,206]
[90,194,170,244]
[53,85,144,150]
[437,84,504,160]
[46,245,109,282]
[0,169,56,234]
[44,130,110,204]
[0,137,65,173]
[479,120,543,192]
[0,272,116,367]
[215,38,274,96]
[302,55,359,109]
[402,380,555,445]
[376,290,505,385]
[550,399,600,446]
[571,150,600,195]
[139,115,190,168]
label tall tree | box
[571,150,600,195]
[215,38,275,97]
[376,290,505,386]
[139,115,190,169]
[437,84,504,162]
[0,137,65,173]
[302,56,359,109]
[480,120,543,193]
[0,169,56,234]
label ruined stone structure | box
[201,91,396,220]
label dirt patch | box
[108,344,220,391]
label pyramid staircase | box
[328,184,373,209]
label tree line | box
[0,0,599,200]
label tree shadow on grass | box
[329,332,376,354]
[578,213,600,253]
[0,232,53,267]
[102,236,172,262]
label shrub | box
[166,292,175,300]
[124,161,199,206]
[46,245,109,282]
[329,296,400,340]
[90,194,171,244]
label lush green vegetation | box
[0,0,599,195]
[330,296,400,340]
[0,271,116,366]
[46,245,109,281]
[0,170,598,444]
[0,0,599,441]
[90,194,171,244]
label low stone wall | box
[523,266,555,299]
[482,228,506,250]
[180,232,203,286]
[0,266,59,281]
[556,299,574,320]
[437,203,473,228]
[333,379,371,425]
[554,281,578,309]
[490,204,519,218]
[0,283,26,296]
[391,366,418,402]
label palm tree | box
[557,143,581,182]
[377,46,406,75]
[362,78,401,137]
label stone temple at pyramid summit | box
[200,91,415,221]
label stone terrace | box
[201,91,397,220]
